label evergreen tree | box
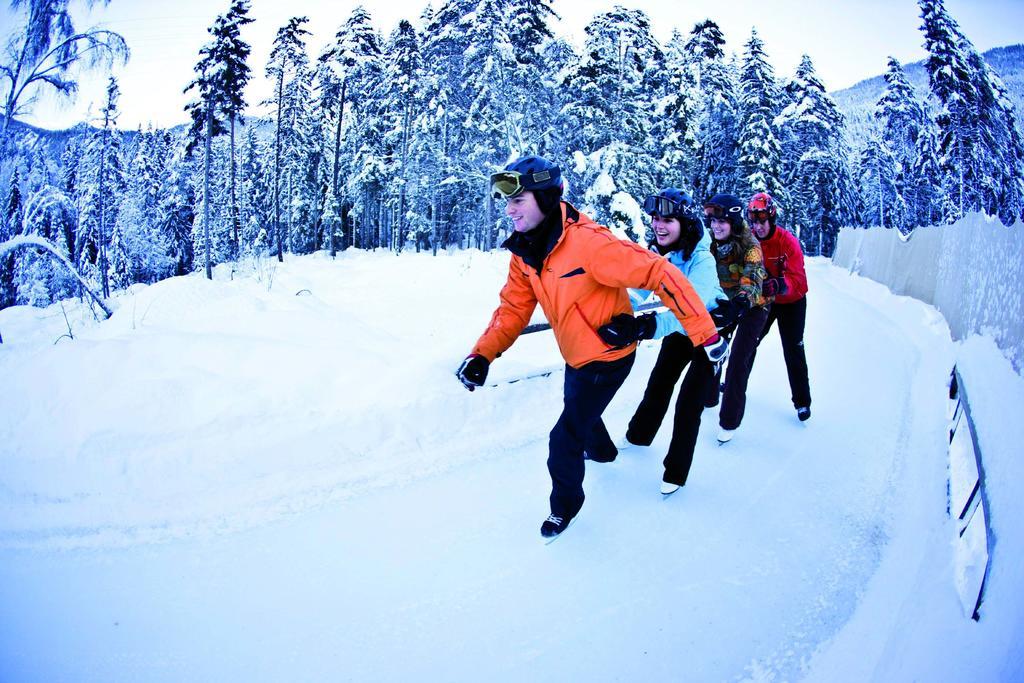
[217,0,254,257]
[565,7,662,240]
[238,125,272,256]
[378,20,421,252]
[653,30,699,189]
[184,13,231,279]
[156,137,196,276]
[531,37,577,162]
[459,0,522,249]
[115,127,173,283]
[988,71,1024,224]
[872,57,929,229]
[906,113,944,227]
[75,77,122,296]
[506,0,559,154]
[691,21,739,199]
[918,0,1024,224]
[564,7,662,153]
[778,56,853,253]
[318,6,382,254]
[1,167,23,309]
[412,0,476,253]
[857,134,900,229]
[265,16,311,261]
[736,29,784,202]
[685,19,726,87]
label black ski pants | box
[756,296,811,409]
[626,333,714,487]
[716,305,770,430]
[547,352,635,519]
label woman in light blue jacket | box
[598,188,732,494]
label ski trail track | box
[0,259,954,682]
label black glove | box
[703,334,731,376]
[710,297,741,329]
[456,354,489,391]
[762,277,787,298]
[598,312,657,347]
[710,293,751,328]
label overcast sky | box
[5,0,1023,131]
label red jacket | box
[759,225,807,304]
[472,203,717,369]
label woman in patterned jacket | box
[703,193,768,443]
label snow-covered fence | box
[832,214,1024,372]
[947,368,992,620]
[834,219,1009,621]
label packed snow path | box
[0,253,967,681]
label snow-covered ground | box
[1,251,1021,682]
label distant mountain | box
[830,44,1024,142]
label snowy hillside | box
[830,43,1024,139]
[1,250,1021,682]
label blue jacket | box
[630,231,725,339]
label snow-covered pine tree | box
[505,0,559,154]
[778,55,853,253]
[564,6,662,242]
[872,57,929,230]
[459,0,521,250]
[0,167,23,308]
[184,13,232,279]
[318,6,382,254]
[238,125,272,256]
[690,20,739,200]
[75,77,123,297]
[857,134,900,229]
[378,20,421,252]
[906,111,944,228]
[115,127,173,283]
[265,16,311,261]
[412,0,475,253]
[285,64,325,254]
[156,135,196,276]
[736,28,784,203]
[653,29,700,189]
[987,71,1024,224]
[917,0,1024,224]
[217,0,254,258]
[529,37,577,165]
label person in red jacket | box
[455,155,729,540]
[747,192,812,421]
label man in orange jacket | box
[456,155,728,540]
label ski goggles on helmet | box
[703,203,743,219]
[747,209,772,223]
[490,169,557,199]
[643,195,683,217]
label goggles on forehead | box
[490,169,556,199]
[704,203,743,219]
[747,209,772,223]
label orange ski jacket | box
[472,203,717,369]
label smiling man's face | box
[505,191,546,232]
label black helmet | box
[645,188,703,256]
[491,155,563,199]
[703,193,745,233]
[643,188,696,220]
